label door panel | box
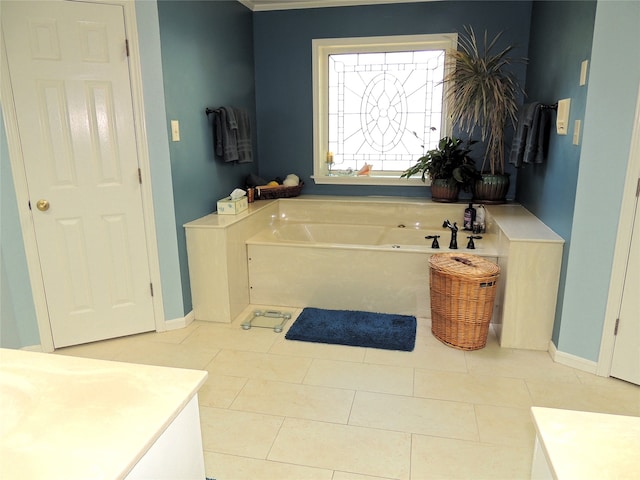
[2,0,155,347]
[610,196,640,384]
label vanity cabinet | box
[0,349,208,480]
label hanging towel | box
[212,106,253,163]
[213,106,239,162]
[509,102,551,167]
[233,107,253,164]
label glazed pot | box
[473,174,510,204]
[430,178,460,203]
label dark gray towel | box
[212,106,252,163]
[213,107,239,162]
[509,102,551,167]
[233,107,253,164]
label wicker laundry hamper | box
[429,253,500,350]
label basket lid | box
[429,253,500,278]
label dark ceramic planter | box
[473,174,510,204]
[430,178,460,203]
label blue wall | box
[157,0,258,313]
[135,0,185,322]
[515,1,597,344]
[558,0,640,361]
[253,1,532,198]
[0,109,40,348]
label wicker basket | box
[255,182,304,200]
[429,253,500,350]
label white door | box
[2,0,155,347]
[610,190,640,384]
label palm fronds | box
[442,26,526,174]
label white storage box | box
[216,195,248,215]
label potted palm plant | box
[442,26,526,203]
[401,136,479,203]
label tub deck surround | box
[184,200,279,323]
[0,348,208,480]
[185,196,564,350]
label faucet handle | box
[466,235,482,249]
[425,235,440,249]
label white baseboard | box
[548,340,598,374]
[20,344,44,352]
[164,310,195,331]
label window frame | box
[312,33,458,186]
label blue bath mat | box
[285,307,416,351]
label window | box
[312,34,457,185]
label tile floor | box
[56,305,640,480]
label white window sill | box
[311,175,431,187]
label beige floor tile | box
[269,418,411,480]
[54,338,127,361]
[363,333,468,373]
[304,359,414,396]
[205,349,313,383]
[414,369,532,408]
[140,321,201,344]
[269,336,367,363]
[411,435,532,480]
[199,406,283,458]
[204,451,333,480]
[465,347,581,383]
[231,378,355,423]
[332,472,396,480]
[112,340,218,370]
[475,404,536,448]
[526,378,640,416]
[181,321,281,353]
[198,374,248,408]
[349,391,478,441]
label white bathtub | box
[246,199,498,317]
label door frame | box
[1,0,166,352]
[597,82,640,376]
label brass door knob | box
[36,199,50,211]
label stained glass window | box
[327,49,445,173]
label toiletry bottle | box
[475,204,486,233]
[464,203,476,230]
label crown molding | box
[239,0,434,12]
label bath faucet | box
[466,235,482,249]
[425,235,440,249]
[442,220,458,249]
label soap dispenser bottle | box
[463,203,476,230]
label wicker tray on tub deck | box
[255,182,304,200]
[429,253,500,351]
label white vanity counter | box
[0,348,208,480]
[531,407,640,479]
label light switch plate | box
[171,120,180,142]
[580,60,589,86]
[573,119,581,145]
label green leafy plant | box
[401,136,479,192]
[442,26,526,175]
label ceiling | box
[239,0,433,12]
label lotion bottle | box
[463,203,476,230]
[475,204,486,233]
